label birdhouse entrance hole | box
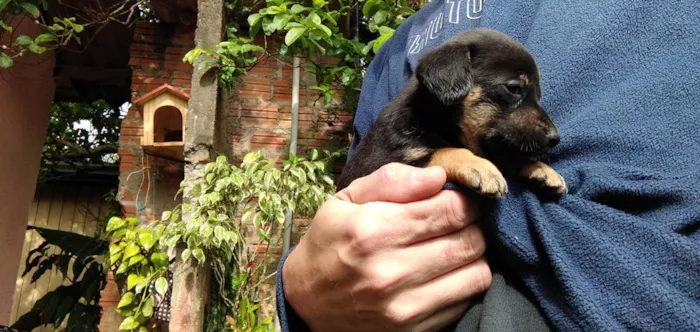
[154,106,183,143]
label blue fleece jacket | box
[277,0,700,330]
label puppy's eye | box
[503,83,525,96]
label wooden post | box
[168,0,225,331]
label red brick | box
[250,135,286,144]
[279,106,315,114]
[279,112,315,122]
[170,78,191,90]
[247,130,281,137]
[120,163,134,173]
[172,71,192,80]
[239,89,271,100]
[243,76,273,86]
[274,79,293,89]
[248,66,278,77]
[250,142,286,151]
[119,136,141,145]
[240,117,278,127]
[273,92,292,102]
[162,60,193,71]
[165,46,190,55]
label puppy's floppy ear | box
[416,43,473,105]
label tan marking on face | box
[520,74,530,86]
[404,147,432,161]
[460,87,499,155]
[465,85,483,105]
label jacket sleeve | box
[275,26,399,332]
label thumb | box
[336,163,447,204]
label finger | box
[336,163,446,205]
[394,223,487,284]
[412,301,470,332]
[394,257,492,322]
[402,190,480,243]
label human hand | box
[282,163,492,331]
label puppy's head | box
[416,28,559,162]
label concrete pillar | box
[0,15,56,325]
[168,0,224,331]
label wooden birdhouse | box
[134,84,189,160]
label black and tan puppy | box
[337,28,567,198]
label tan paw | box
[520,162,568,196]
[454,159,508,198]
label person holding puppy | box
[276,0,700,331]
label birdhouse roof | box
[133,84,190,106]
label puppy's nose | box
[546,128,560,148]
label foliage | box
[11,226,109,332]
[183,0,426,116]
[39,99,121,183]
[105,216,170,331]
[0,0,145,68]
[156,149,339,330]
[183,34,264,94]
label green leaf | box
[291,4,306,14]
[0,0,10,12]
[214,225,226,242]
[142,298,154,318]
[128,254,144,267]
[138,232,153,250]
[322,175,334,185]
[362,0,382,17]
[20,2,40,18]
[311,149,319,161]
[124,243,140,260]
[117,292,134,308]
[373,33,393,54]
[115,262,128,274]
[377,26,395,35]
[0,20,12,32]
[198,59,218,70]
[241,210,253,223]
[106,216,126,232]
[151,252,169,269]
[118,316,139,330]
[247,13,262,27]
[14,35,33,46]
[181,248,191,261]
[192,248,205,263]
[127,274,143,291]
[312,0,325,8]
[34,33,57,44]
[285,27,307,46]
[109,243,122,255]
[316,24,332,37]
[139,327,148,332]
[155,276,168,295]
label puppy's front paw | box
[520,162,567,196]
[455,159,508,198]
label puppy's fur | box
[337,29,567,198]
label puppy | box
[337,28,567,198]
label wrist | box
[282,241,314,324]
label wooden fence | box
[9,181,114,331]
